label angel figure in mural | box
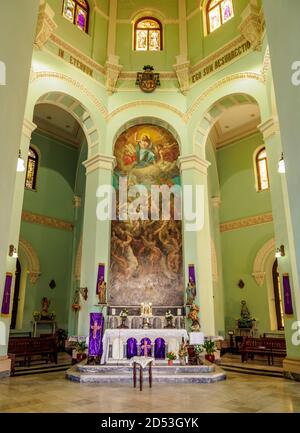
[141,232,162,267]
[134,133,156,168]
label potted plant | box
[75,341,88,362]
[166,351,176,366]
[202,340,217,363]
[32,311,41,321]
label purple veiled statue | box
[154,338,166,359]
[140,338,152,357]
[127,338,137,359]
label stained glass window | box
[207,0,234,33]
[25,147,38,190]
[62,0,89,33]
[135,18,162,51]
[256,148,270,191]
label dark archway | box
[272,259,284,331]
[10,259,21,329]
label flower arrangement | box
[75,341,88,353]
[194,344,204,355]
[178,343,188,359]
[120,308,129,318]
[166,351,177,361]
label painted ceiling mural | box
[109,124,183,306]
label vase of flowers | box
[167,351,176,366]
[202,340,217,363]
[33,311,41,321]
[118,308,129,328]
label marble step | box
[66,365,226,384]
[76,364,215,375]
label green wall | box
[19,132,83,332]
[217,132,275,335]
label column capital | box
[73,195,82,208]
[177,154,211,175]
[35,1,57,49]
[258,116,280,140]
[23,118,37,139]
[83,153,116,175]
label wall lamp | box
[8,245,18,258]
[17,150,25,173]
[275,245,285,258]
[278,153,286,174]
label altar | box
[101,328,189,364]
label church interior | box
[1,0,300,413]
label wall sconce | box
[17,150,25,172]
[275,245,285,258]
[8,245,18,258]
[238,279,245,289]
[79,287,88,301]
[278,153,286,174]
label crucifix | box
[91,320,101,339]
[141,341,152,357]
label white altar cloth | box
[101,328,188,364]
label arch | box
[113,116,182,154]
[252,238,276,286]
[75,237,82,282]
[28,71,106,156]
[18,238,41,285]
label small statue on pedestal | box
[188,304,201,332]
[238,300,254,329]
[97,278,107,305]
[41,297,51,320]
[186,277,196,306]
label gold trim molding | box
[22,211,73,232]
[220,212,273,233]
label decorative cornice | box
[239,1,263,51]
[49,34,106,75]
[258,117,280,140]
[252,238,275,286]
[261,46,271,82]
[83,153,116,174]
[177,154,211,175]
[174,56,190,95]
[23,119,37,139]
[220,212,273,233]
[18,238,41,285]
[22,211,74,231]
[105,55,123,95]
[35,1,57,49]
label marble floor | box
[0,371,299,413]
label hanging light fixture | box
[17,150,25,172]
[8,245,18,258]
[278,153,286,174]
[275,245,285,258]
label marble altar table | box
[101,328,189,364]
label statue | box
[98,278,107,305]
[188,303,201,332]
[238,300,254,328]
[41,297,51,320]
[186,277,196,305]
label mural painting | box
[109,125,183,306]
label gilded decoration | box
[110,125,183,306]
[220,213,273,233]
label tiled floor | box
[0,371,300,413]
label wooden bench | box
[241,337,286,366]
[8,336,58,375]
